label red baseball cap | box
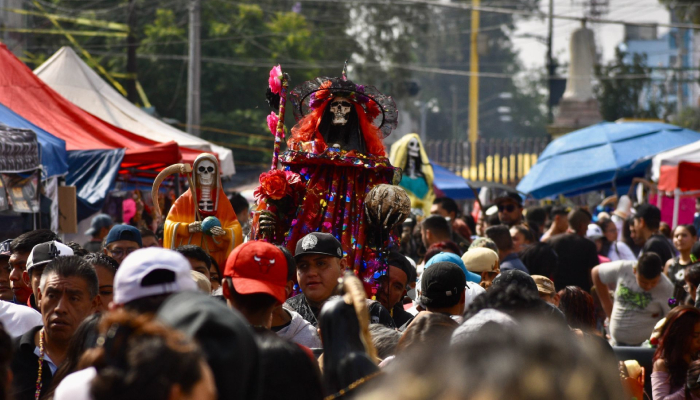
[224,241,287,303]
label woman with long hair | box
[652,306,700,399]
[666,225,698,303]
[597,218,636,261]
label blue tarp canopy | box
[517,122,700,199]
[0,103,68,179]
[432,163,475,200]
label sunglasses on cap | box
[498,204,517,212]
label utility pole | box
[125,0,138,104]
[546,0,554,123]
[676,26,685,110]
[187,0,201,136]
[468,0,480,181]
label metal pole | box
[451,84,458,139]
[546,0,554,123]
[468,0,480,181]
[673,188,681,228]
[186,0,201,136]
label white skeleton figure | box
[406,138,420,179]
[329,97,352,126]
[197,159,216,212]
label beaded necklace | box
[35,329,45,400]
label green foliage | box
[658,0,700,24]
[673,107,700,131]
[594,49,665,121]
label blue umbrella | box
[432,163,475,200]
[517,122,700,199]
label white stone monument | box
[549,22,603,138]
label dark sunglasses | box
[498,204,516,212]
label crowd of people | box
[2,190,700,400]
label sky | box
[512,0,672,69]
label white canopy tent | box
[651,140,700,182]
[34,47,235,176]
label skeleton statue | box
[330,97,352,126]
[197,159,216,213]
[389,133,435,216]
[153,153,243,268]
[405,137,423,179]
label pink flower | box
[267,112,279,136]
[268,65,283,94]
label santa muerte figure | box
[252,65,409,290]
[152,153,243,268]
[389,133,435,217]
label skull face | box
[407,138,420,158]
[329,97,352,126]
[197,160,216,186]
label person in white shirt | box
[0,300,42,337]
[598,218,636,261]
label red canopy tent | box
[0,43,203,170]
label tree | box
[673,107,700,131]
[594,48,666,121]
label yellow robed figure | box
[155,153,242,268]
[389,133,435,216]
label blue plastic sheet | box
[66,149,125,221]
[517,122,700,199]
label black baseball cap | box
[0,239,11,259]
[26,241,74,274]
[550,205,570,218]
[294,232,343,260]
[492,189,523,207]
[419,261,465,308]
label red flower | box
[254,170,303,202]
[267,112,279,136]
[268,65,283,94]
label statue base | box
[547,97,603,139]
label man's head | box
[635,252,663,292]
[176,245,212,282]
[421,215,452,248]
[493,192,523,227]
[25,241,74,306]
[139,228,160,248]
[39,256,99,345]
[229,193,250,227]
[531,275,559,306]
[0,240,12,301]
[112,248,197,313]
[223,241,287,326]
[419,261,466,315]
[431,197,460,220]
[567,208,592,237]
[485,225,514,256]
[550,206,570,232]
[85,213,113,240]
[294,232,346,306]
[9,229,60,304]
[377,251,416,311]
[632,204,662,245]
[103,225,142,265]
[524,207,546,235]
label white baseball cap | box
[113,248,197,305]
[586,224,604,240]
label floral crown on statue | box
[290,75,398,138]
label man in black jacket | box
[11,256,98,400]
